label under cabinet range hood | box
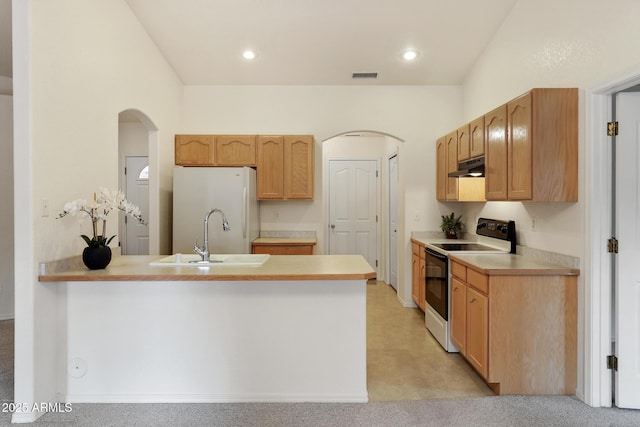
[448,157,485,178]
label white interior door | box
[388,154,398,289]
[615,92,640,409]
[124,156,149,255]
[329,160,378,274]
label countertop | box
[252,237,317,245]
[39,254,376,282]
[450,253,580,276]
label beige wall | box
[14,0,183,417]
[31,0,183,260]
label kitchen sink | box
[149,253,270,267]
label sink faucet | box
[194,208,230,262]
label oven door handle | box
[425,247,448,260]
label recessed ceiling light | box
[402,50,418,61]
[242,50,256,60]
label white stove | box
[423,218,516,352]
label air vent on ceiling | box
[352,72,378,79]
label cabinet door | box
[257,136,285,199]
[436,136,447,201]
[450,277,467,354]
[284,135,314,199]
[466,287,488,378]
[469,116,485,158]
[411,252,421,308]
[484,105,508,200]
[445,131,459,200]
[215,135,256,166]
[175,135,215,166]
[507,92,533,200]
[457,124,470,161]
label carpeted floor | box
[3,396,640,426]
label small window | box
[138,165,149,180]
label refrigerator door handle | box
[242,186,247,239]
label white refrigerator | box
[172,166,259,254]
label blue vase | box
[82,246,112,270]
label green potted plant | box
[440,212,463,239]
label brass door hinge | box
[608,238,619,253]
[607,355,618,371]
[608,121,619,136]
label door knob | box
[330,224,335,229]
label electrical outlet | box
[531,216,537,231]
[275,210,281,220]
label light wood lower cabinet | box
[450,260,577,395]
[450,277,467,354]
[252,243,314,255]
[411,241,426,311]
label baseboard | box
[61,392,369,403]
[0,313,14,321]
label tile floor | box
[366,280,494,401]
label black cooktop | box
[429,243,501,251]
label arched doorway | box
[322,130,404,293]
[118,109,158,255]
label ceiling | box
[125,0,517,85]
[0,0,519,86]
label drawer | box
[450,261,467,281]
[252,244,314,255]
[467,268,489,294]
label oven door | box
[425,248,448,321]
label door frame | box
[387,151,399,288]
[586,70,640,407]
[326,157,381,277]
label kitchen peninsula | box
[39,255,375,403]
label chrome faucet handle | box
[194,239,204,255]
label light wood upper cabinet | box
[215,135,256,166]
[457,124,470,161]
[438,88,577,203]
[175,135,216,166]
[284,135,314,199]
[484,105,508,200]
[508,88,578,202]
[257,135,314,200]
[469,116,485,158]
[445,131,459,200]
[257,135,285,199]
[436,137,447,201]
